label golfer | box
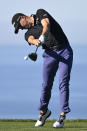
[12,9,73,128]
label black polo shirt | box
[25,9,69,50]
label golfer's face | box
[20,16,30,28]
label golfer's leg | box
[39,52,58,110]
[58,48,73,113]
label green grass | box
[0,119,87,131]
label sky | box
[0,0,87,45]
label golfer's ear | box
[21,16,25,19]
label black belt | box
[48,44,68,51]
[49,46,59,50]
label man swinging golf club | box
[12,9,73,128]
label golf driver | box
[24,46,38,61]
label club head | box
[28,53,37,61]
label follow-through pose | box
[12,9,73,128]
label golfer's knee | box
[42,81,53,90]
[59,78,69,92]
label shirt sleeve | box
[25,26,42,42]
[36,9,49,21]
[25,30,33,42]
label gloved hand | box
[39,35,45,43]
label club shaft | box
[35,46,38,53]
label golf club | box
[24,46,38,61]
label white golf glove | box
[39,35,45,43]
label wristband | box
[39,35,45,43]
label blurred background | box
[0,0,87,119]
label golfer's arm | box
[41,18,50,35]
[28,36,39,46]
[27,18,49,45]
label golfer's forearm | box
[28,36,39,46]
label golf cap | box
[12,13,26,34]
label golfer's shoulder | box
[36,8,49,18]
[36,8,46,14]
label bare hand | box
[33,39,40,46]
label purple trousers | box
[39,45,73,113]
